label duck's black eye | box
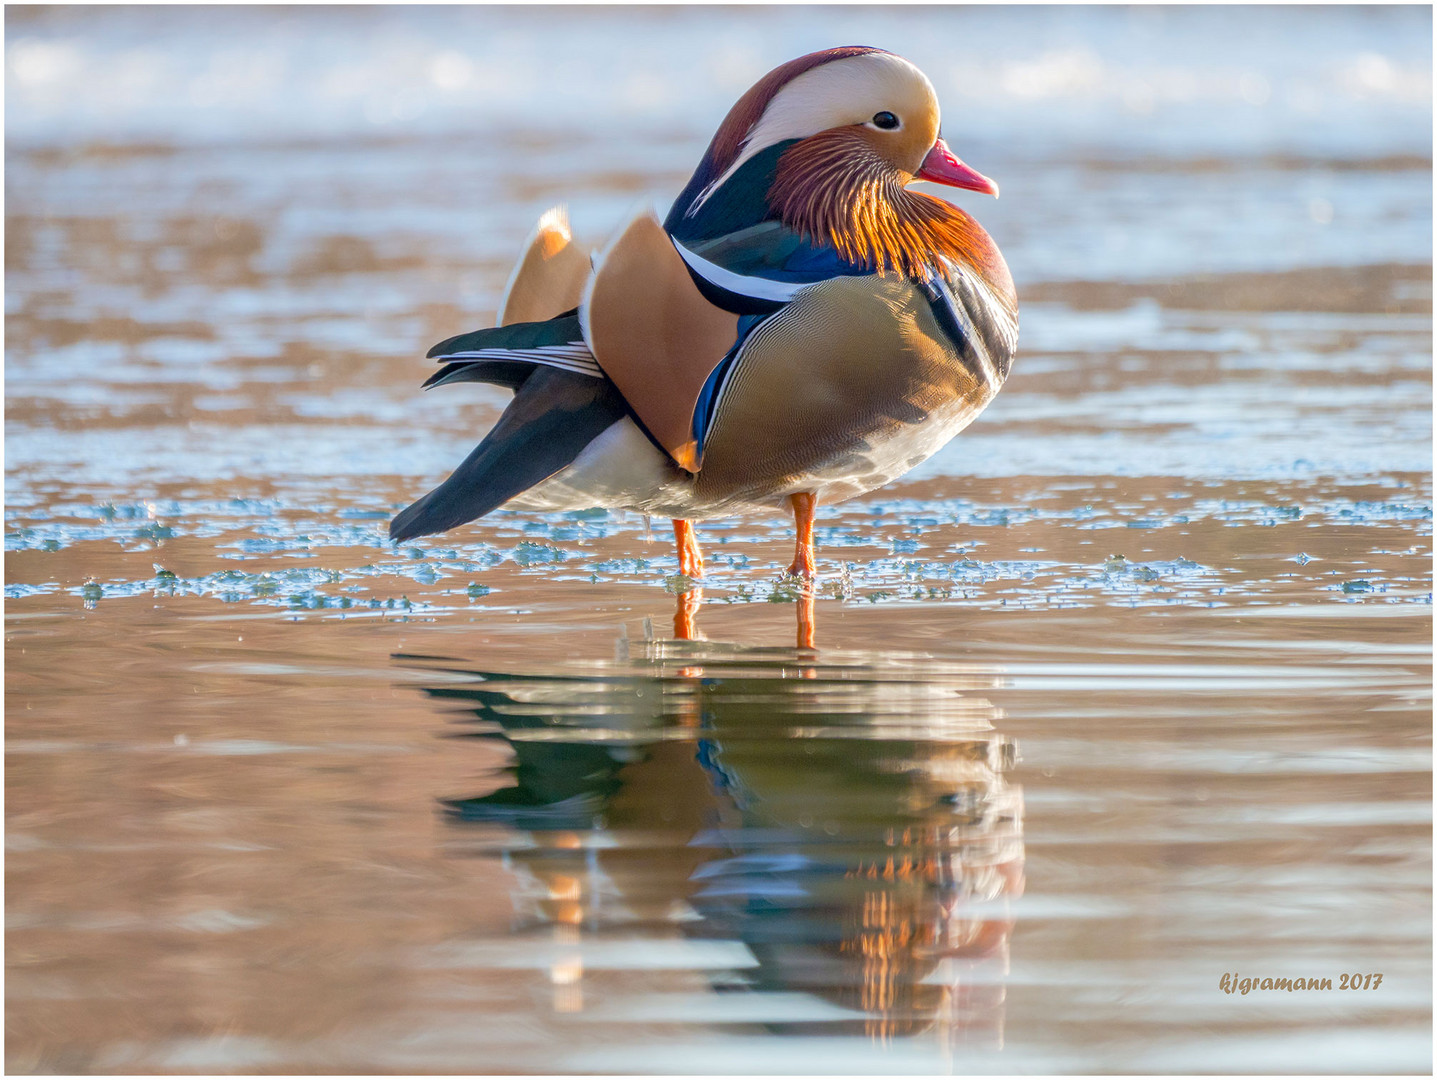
[871,111,900,130]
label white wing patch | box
[432,342,603,379]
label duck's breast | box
[694,273,1006,506]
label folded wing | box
[581,209,739,472]
[391,210,625,542]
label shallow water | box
[5,5,1433,1074]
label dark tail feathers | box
[390,366,626,542]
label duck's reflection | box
[407,637,1023,1046]
[671,584,818,648]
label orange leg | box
[673,586,703,642]
[672,518,704,578]
[786,492,818,579]
[796,582,816,652]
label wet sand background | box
[6,5,1433,1074]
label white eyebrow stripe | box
[688,51,934,216]
[672,240,810,302]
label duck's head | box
[672,47,1009,287]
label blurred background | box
[6,5,1431,491]
[6,5,1432,1075]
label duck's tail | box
[421,310,600,389]
[389,315,625,542]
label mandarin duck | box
[391,46,1017,580]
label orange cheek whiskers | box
[769,131,1016,308]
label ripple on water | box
[4,478,1430,617]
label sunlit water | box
[6,5,1432,1074]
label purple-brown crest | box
[692,46,885,191]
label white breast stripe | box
[939,257,1018,358]
[672,240,809,303]
[934,272,998,389]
